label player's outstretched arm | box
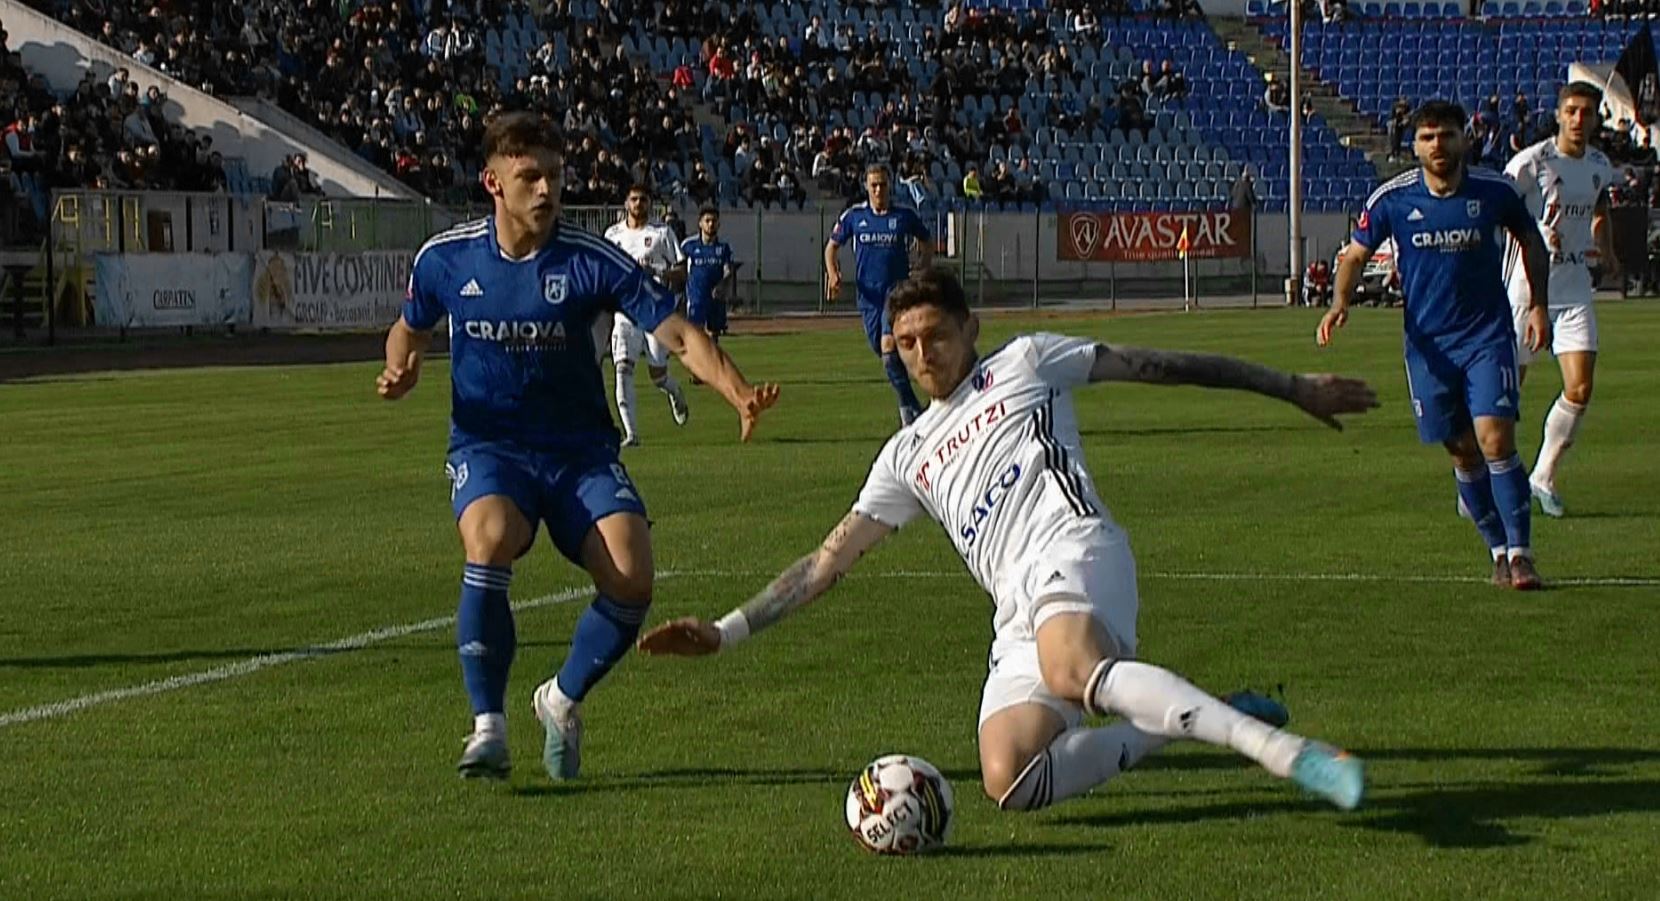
[377,317,431,400]
[638,512,893,656]
[652,313,780,441]
[1088,343,1380,431]
[1319,241,1373,346]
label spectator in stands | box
[1387,98,1412,161]
[1070,7,1101,38]
[3,111,40,173]
[902,163,933,210]
[1263,73,1291,114]
[1230,167,1259,213]
[1161,61,1190,101]
[1140,61,1162,101]
[986,160,1017,203]
[812,144,836,189]
[962,163,983,200]
[1301,95,1317,124]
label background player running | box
[1322,101,1552,589]
[1503,83,1618,518]
[825,164,933,425]
[681,206,737,347]
[377,113,779,781]
[605,184,691,446]
[643,267,1378,814]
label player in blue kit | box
[376,113,780,781]
[825,164,934,425]
[1321,101,1551,590]
[681,206,735,343]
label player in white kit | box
[641,267,1379,813]
[604,184,691,446]
[1502,83,1618,517]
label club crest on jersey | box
[543,273,568,305]
[1467,200,1481,219]
[972,367,995,391]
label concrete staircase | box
[686,100,842,209]
[1212,17,1411,179]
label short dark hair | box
[698,205,720,219]
[886,265,971,323]
[1559,81,1603,107]
[1410,100,1467,134]
[481,111,563,161]
[626,182,652,198]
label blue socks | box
[1454,465,1507,556]
[882,351,922,420]
[555,595,648,702]
[1486,453,1532,557]
[458,563,516,715]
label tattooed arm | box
[1087,343,1380,431]
[636,512,895,656]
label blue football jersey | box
[829,202,930,299]
[1353,167,1535,352]
[680,235,733,306]
[403,217,676,452]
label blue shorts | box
[856,287,894,355]
[445,441,647,565]
[1403,340,1520,444]
[687,296,727,334]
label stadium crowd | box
[5,0,1209,213]
[2,0,1658,238]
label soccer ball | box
[844,754,955,855]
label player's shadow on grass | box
[1056,748,1660,849]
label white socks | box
[615,361,639,439]
[999,722,1168,811]
[1532,393,1586,490]
[474,712,506,738]
[1088,660,1305,779]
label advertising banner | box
[253,251,411,330]
[1058,210,1250,262]
[92,253,252,327]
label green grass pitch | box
[1,305,1657,900]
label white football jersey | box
[853,334,1117,626]
[1503,139,1616,309]
[603,221,683,279]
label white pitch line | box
[7,566,1655,729]
[0,585,594,729]
[682,568,1660,588]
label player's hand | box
[1524,305,1550,353]
[376,351,421,400]
[825,272,842,303]
[1291,373,1380,431]
[637,617,722,656]
[738,382,782,442]
[1315,307,1348,346]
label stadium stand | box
[17,0,1646,224]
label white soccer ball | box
[844,754,955,855]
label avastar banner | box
[1058,210,1250,262]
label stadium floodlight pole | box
[1287,0,1304,306]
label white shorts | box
[610,316,668,368]
[1514,303,1598,366]
[977,525,1139,730]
